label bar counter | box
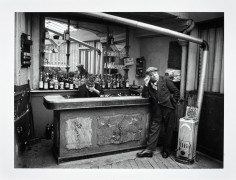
[43,94,150,163]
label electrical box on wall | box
[21,33,33,68]
[135,56,145,78]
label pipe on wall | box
[178,40,188,99]
[76,12,209,119]
[178,20,195,99]
[197,41,209,119]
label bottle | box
[113,75,117,89]
[49,74,54,90]
[59,74,64,90]
[110,75,113,89]
[98,74,102,87]
[74,75,79,89]
[107,75,111,89]
[50,123,54,140]
[39,72,44,90]
[73,74,76,89]
[116,76,120,89]
[78,75,81,87]
[101,75,106,89]
[126,78,130,89]
[45,124,51,139]
[64,74,70,90]
[69,74,74,90]
[54,75,59,90]
[43,73,49,90]
[120,76,124,89]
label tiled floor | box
[15,139,223,169]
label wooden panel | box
[197,92,224,161]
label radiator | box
[175,106,199,164]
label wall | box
[15,13,30,86]
[138,36,177,86]
[14,13,41,89]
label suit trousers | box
[146,105,176,152]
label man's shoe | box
[136,149,153,158]
[162,151,169,159]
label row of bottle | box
[100,74,130,89]
[39,72,131,90]
[39,72,86,90]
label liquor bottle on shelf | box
[98,74,102,87]
[49,74,54,90]
[59,74,64,90]
[101,75,106,89]
[39,72,44,90]
[107,75,111,89]
[113,75,117,89]
[54,75,59,90]
[74,75,79,90]
[69,74,74,90]
[73,74,76,88]
[43,73,49,90]
[120,76,124,89]
[78,75,81,87]
[64,74,70,90]
[116,76,120,89]
[126,78,130,89]
[110,75,113,89]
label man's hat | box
[146,67,158,75]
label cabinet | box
[14,83,34,153]
[21,33,33,68]
[136,56,145,77]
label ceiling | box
[43,12,223,41]
[45,12,191,38]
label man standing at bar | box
[136,67,180,159]
[77,75,104,97]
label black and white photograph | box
[1,0,236,180]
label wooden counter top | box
[43,94,149,110]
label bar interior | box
[14,12,224,168]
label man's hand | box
[86,84,100,95]
[88,86,95,92]
[144,76,150,86]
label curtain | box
[199,26,224,93]
[186,23,224,94]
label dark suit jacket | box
[142,76,180,110]
[77,83,104,97]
